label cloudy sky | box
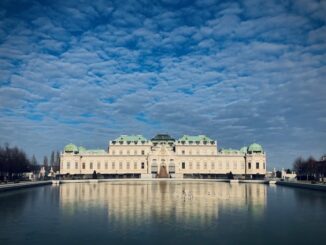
[0,0,325,169]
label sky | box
[0,0,325,169]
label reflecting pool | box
[0,181,326,244]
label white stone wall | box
[61,143,266,177]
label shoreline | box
[276,180,326,192]
[1,179,326,192]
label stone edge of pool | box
[1,179,326,192]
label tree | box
[52,151,60,172]
[0,143,32,180]
[227,171,234,179]
[31,155,37,165]
[50,151,55,168]
[43,156,49,171]
[92,170,97,179]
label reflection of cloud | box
[60,182,267,226]
[0,0,325,167]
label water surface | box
[0,181,325,245]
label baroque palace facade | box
[60,134,266,179]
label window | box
[256,162,259,169]
[141,162,145,169]
[189,150,192,155]
[219,161,222,169]
[182,162,185,169]
[119,162,122,169]
[248,162,251,169]
[105,162,108,169]
[127,150,130,155]
[182,150,185,155]
[196,162,200,169]
[112,162,115,169]
[263,162,265,169]
[127,162,130,169]
[67,162,70,169]
[82,162,85,169]
[151,160,157,173]
[119,150,123,155]
[75,162,78,169]
[90,162,93,169]
[196,150,200,155]
[134,150,137,155]
[204,162,207,169]
[241,162,245,169]
[112,150,115,155]
[141,150,145,155]
[211,162,215,169]
[189,162,193,169]
[134,162,137,169]
[169,161,175,173]
[97,162,101,169]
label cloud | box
[0,0,325,167]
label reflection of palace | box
[59,182,267,225]
[61,134,266,178]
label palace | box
[60,134,266,179]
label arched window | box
[256,162,259,169]
[82,162,85,169]
[151,159,158,174]
[248,162,251,169]
[141,162,145,169]
[169,160,175,173]
[182,162,185,169]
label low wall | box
[0,181,52,192]
[276,181,326,192]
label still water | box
[0,181,325,245]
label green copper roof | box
[220,148,241,154]
[78,146,87,152]
[240,146,248,153]
[114,135,147,142]
[84,149,106,154]
[151,134,175,141]
[64,143,78,152]
[178,135,213,142]
[248,143,263,153]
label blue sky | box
[0,0,325,169]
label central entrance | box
[157,165,169,178]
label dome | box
[248,143,263,153]
[78,146,87,152]
[64,143,78,153]
[240,146,248,153]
